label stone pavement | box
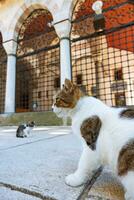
[0,126,125,200]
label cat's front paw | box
[23,135,27,138]
[65,173,88,187]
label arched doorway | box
[16,9,60,112]
[0,33,7,113]
[71,0,134,107]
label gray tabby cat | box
[16,121,35,138]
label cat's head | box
[27,121,35,127]
[52,79,84,117]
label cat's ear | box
[64,79,74,92]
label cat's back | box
[17,124,26,133]
[72,97,134,141]
[16,124,27,138]
[71,96,110,135]
[72,96,109,122]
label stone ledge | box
[0,112,65,126]
[85,169,125,200]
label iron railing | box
[71,0,134,107]
[0,40,7,113]
[16,9,60,112]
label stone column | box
[3,39,17,113]
[54,19,72,87]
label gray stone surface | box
[0,126,126,200]
[0,187,41,200]
[86,169,125,200]
[0,126,84,200]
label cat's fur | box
[52,79,134,200]
[16,121,35,138]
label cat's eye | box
[56,97,60,102]
[59,97,65,102]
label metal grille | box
[0,33,7,113]
[16,9,60,112]
[71,0,134,107]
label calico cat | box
[16,121,35,138]
[52,79,134,200]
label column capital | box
[3,39,17,56]
[53,19,71,39]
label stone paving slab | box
[0,126,126,200]
[78,168,125,200]
[88,170,125,200]
[0,126,70,150]
[0,187,41,200]
[0,127,84,200]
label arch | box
[6,0,78,42]
[15,8,60,113]
[7,1,53,41]
[56,0,79,22]
[7,0,72,42]
[70,0,79,21]
[0,21,6,35]
[0,20,8,44]
[50,0,79,23]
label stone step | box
[81,169,125,200]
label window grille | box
[0,33,7,113]
[16,9,60,112]
[71,0,134,107]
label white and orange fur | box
[52,79,134,200]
